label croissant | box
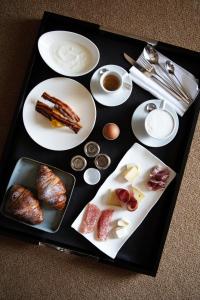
[7,185,44,225]
[36,165,67,210]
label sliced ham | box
[97,209,114,241]
[80,204,101,234]
[147,166,170,191]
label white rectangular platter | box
[71,143,176,259]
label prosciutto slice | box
[80,204,101,234]
[147,166,170,191]
[97,209,114,241]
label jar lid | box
[94,153,111,170]
[71,155,87,171]
[83,168,101,185]
[84,141,100,157]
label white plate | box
[71,143,176,259]
[38,31,100,77]
[131,99,179,147]
[23,77,96,151]
[90,65,133,106]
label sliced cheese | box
[107,190,121,206]
[124,165,140,183]
[132,186,144,202]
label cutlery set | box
[124,45,191,104]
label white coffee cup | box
[100,70,123,93]
[144,101,176,140]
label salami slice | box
[80,204,101,234]
[97,209,114,241]
[115,188,130,204]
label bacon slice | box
[97,209,114,241]
[147,166,170,191]
[80,204,101,234]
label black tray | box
[0,12,200,276]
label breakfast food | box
[7,185,44,225]
[114,218,130,238]
[97,209,114,241]
[107,190,121,206]
[123,164,140,183]
[35,92,81,133]
[131,187,144,202]
[108,187,144,212]
[80,203,101,234]
[147,166,170,191]
[37,165,67,210]
[102,123,120,140]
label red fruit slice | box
[115,188,130,204]
[127,196,138,211]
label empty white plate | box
[38,31,100,77]
[23,77,96,151]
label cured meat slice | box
[97,209,114,241]
[147,166,170,191]
[115,188,130,206]
[80,204,101,234]
[127,194,138,211]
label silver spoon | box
[165,60,192,102]
[144,45,190,102]
[99,68,108,75]
[145,103,157,112]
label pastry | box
[7,185,43,225]
[37,165,67,210]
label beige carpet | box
[0,0,200,299]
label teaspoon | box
[165,60,192,102]
[145,103,157,112]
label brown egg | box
[102,123,120,140]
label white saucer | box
[90,64,133,106]
[131,99,179,147]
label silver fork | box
[139,56,190,104]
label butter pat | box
[132,186,144,202]
[117,218,130,227]
[115,227,128,238]
[124,165,140,183]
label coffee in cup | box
[100,71,122,93]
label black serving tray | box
[0,12,200,276]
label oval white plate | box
[23,77,96,151]
[90,65,133,107]
[38,31,100,77]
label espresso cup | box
[144,105,176,140]
[100,71,123,93]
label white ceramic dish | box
[38,31,100,77]
[90,65,133,106]
[131,99,179,147]
[0,157,76,233]
[23,77,96,151]
[71,143,176,259]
